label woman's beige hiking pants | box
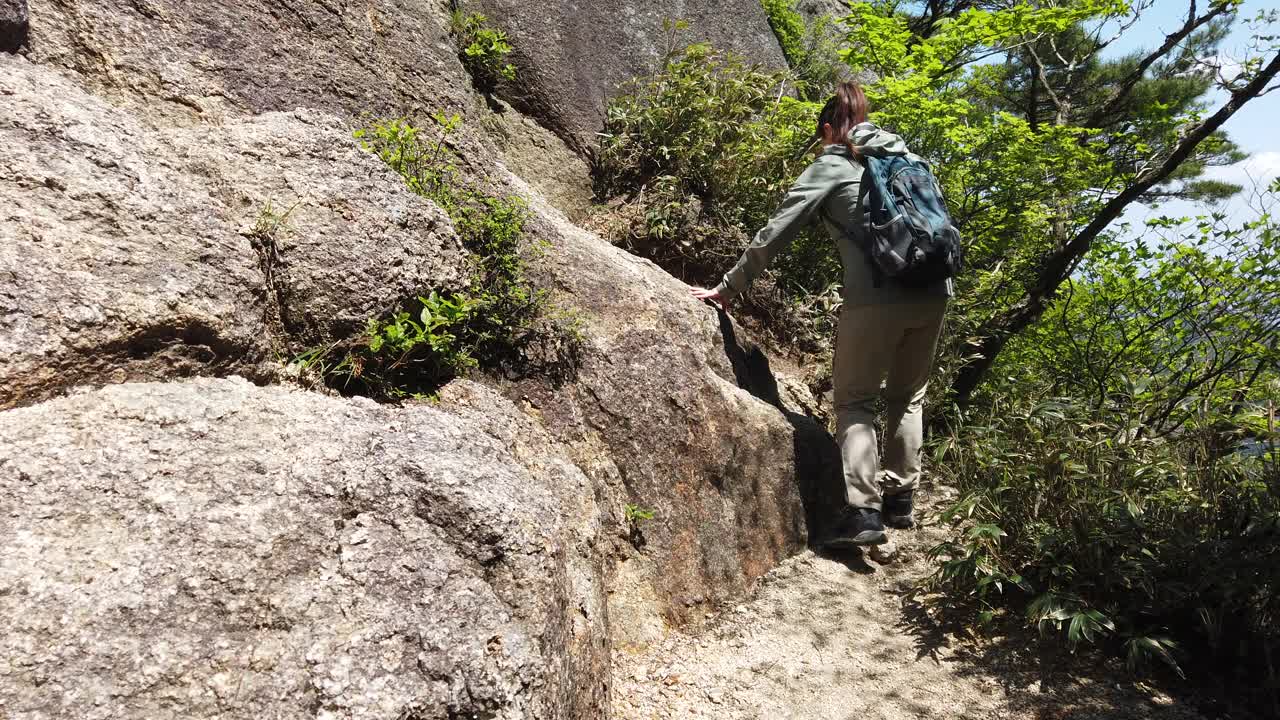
[834,300,948,511]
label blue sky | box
[1104,0,1279,225]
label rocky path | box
[612,490,1203,720]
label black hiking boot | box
[825,507,887,549]
[883,490,916,529]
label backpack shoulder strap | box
[844,155,884,288]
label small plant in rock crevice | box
[625,503,656,525]
[246,199,301,340]
[449,9,517,93]
[625,503,657,550]
[293,114,580,398]
[248,200,299,247]
[247,199,299,285]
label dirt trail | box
[612,490,1204,720]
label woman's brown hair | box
[816,81,869,155]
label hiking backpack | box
[855,154,963,287]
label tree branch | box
[949,49,1280,406]
[1084,0,1234,128]
[1026,44,1067,123]
[1229,352,1277,420]
[910,0,977,40]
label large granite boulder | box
[0,378,610,719]
[797,0,852,22]
[461,0,790,152]
[22,0,593,216]
[501,177,838,638]
[0,57,464,410]
[1,0,845,714]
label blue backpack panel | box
[856,154,963,287]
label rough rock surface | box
[0,56,465,410]
[2,0,847,715]
[0,377,609,719]
[462,0,790,151]
[0,0,25,52]
[487,99,595,220]
[796,0,852,23]
[502,175,843,640]
[23,0,470,124]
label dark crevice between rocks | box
[491,54,589,157]
[4,205,316,410]
[448,2,590,158]
[246,223,295,349]
[101,320,245,365]
[1,318,269,411]
[1,0,29,54]
[713,308,844,549]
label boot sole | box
[824,529,887,548]
[885,514,915,529]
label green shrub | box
[761,0,844,100]
[918,193,1280,708]
[355,112,461,203]
[450,10,517,91]
[296,114,577,398]
[595,41,839,352]
[596,42,812,213]
[926,383,1280,692]
[762,0,806,63]
[361,293,479,392]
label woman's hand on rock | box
[689,286,726,310]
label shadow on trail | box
[892,558,1215,718]
[816,546,875,574]
[893,588,1049,680]
[702,306,1214,718]
[711,307,847,551]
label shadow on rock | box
[712,307,846,550]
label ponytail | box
[816,81,869,156]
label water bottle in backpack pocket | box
[855,154,963,287]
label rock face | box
[796,0,853,22]
[0,56,465,410]
[24,0,470,124]
[1,0,843,716]
[0,378,609,719]
[505,180,838,635]
[0,0,25,52]
[462,0,790,151]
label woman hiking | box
[690,81,952,548]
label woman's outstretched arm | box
[700,156,848,305]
